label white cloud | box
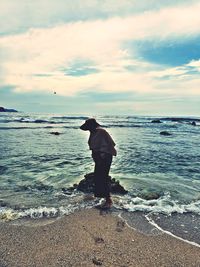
[187,59,200,70]
[1,1,200,97]
[1,0,197,34]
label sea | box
[0,113,200,246]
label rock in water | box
[50,131,60,135]
[151,119,162,123]
[160,131,172,136]
[138,191,162,200]
[72,173,128,195]
[0,107,18,112]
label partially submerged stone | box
[151,119,162,123]
[70,173,128,195]
[160,131,172,136]
[138,191,161,200]
[50,131,61,135]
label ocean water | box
[0,113,200,243]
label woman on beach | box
[80,118,117,208]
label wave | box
[0,117,88,125]
[0,124,140,130]
[1,192,200,222]
[1,116,199,131]
[0,118,70,124]
[0,126,54,130]
[115,193,200,215]
[160,117,200,122]
[0,201,95,222]
[105,124,141,128]
[51,116,89,120]
[0,205,78,221]
[1,115,200,124]
[0,119,13,123]
[15,182,54,192]
[17,118,66,124]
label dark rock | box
[35,119,47,123]
[138,191,161,200]
[151,119,162,123]
[170,118,183,122]
[61,188,73,195]
[0,200,7,207]
[5,108,18,112]
[0,107,18,112]
[72,172,128,195]
[191,121,196,126]
[50,131,60,135]
[161,117,200,123]
[160,131,172,136]
[67,186,75,191]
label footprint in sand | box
[94,237,104,244]
[92,257,103,265]
[116,220,125,232]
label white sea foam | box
[0,193,200,222]
[0,207,19,221]
[113,193,200,215]
[0,201,96,222]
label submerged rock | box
[160,131,172,136]
[191,121,196,126]
[138,191,161,200]
[69,173,128,195]
[161,117,200,123]
[151,119,162,123]
[50,131,61,135]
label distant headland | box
[0,106,18,112]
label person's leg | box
[100,153,113,208]
[93,152,112,205]
[93,152,106,197]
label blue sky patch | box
[126,37,200,67]
[62,59,99,76]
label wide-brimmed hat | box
[80,118,100,131]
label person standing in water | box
[80,118,117,208]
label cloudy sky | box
[0,0,200,115]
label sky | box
[0,0,200,116]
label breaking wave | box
[1,192,200,222]
[51,116,89,120]
[115,193,200,215]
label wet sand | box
[0,208,200,267]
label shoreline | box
[119,210,200,248]
[0,208,200,267]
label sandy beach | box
[0,208,199,267]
